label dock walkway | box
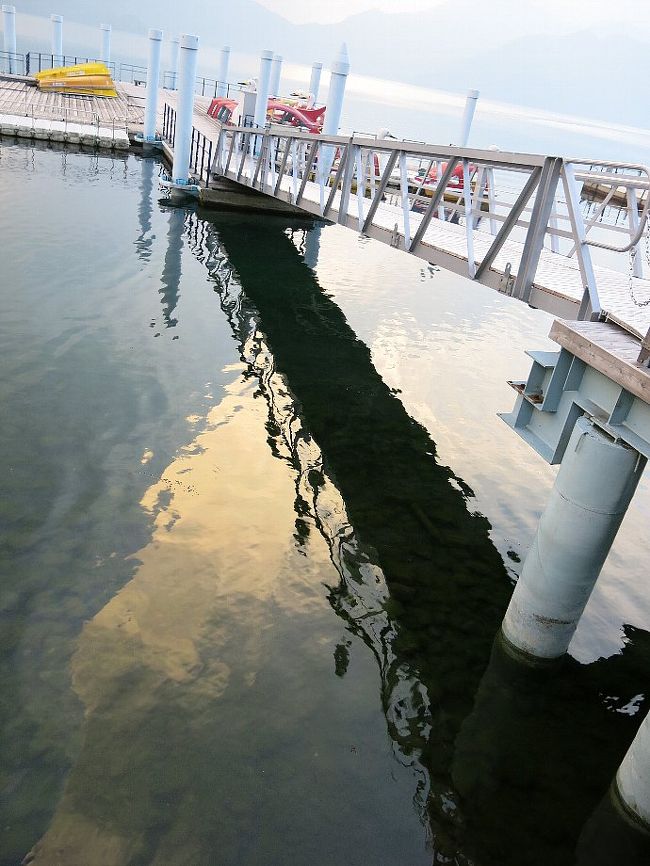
[0,76,144,147]
[155,91,650,343]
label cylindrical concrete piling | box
[320,45,350,182]
[144,28,163,141]
[501,417,644,661]
[51,14,62,64]
[100,23,111,64]
[168,37,179,90]
[459,89,479,147]
[172,33,199,184]
[322,43,350,136]
[2,5,16,73]
[216,45,230,97]
[309,61,322,103]
[616,710,650,830]
[253,49,273,130]
[269,53,282,96]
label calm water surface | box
[1,143,650,865]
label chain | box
[628,217,650,307]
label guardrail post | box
[2,5,17,73]
[638,326,650,367]
[562,161,601,319]
[627,187,643,278]
[512,156,562,304]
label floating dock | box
[0,74,143,148]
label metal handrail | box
[569,160,650,253]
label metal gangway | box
[165,104,650,360]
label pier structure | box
[269,53,282,97]
[216,45,229,97]
[253,49,273,139]
[309,61,322,102]
[168,37,179,90]
[152,70,650,828]
[459,89,479,147]
[100,23,111,64]
[2,14,650,836]
[50,13,62,64]
[142,28,162,144]
[169,33,199,186]
[2,4,16,73]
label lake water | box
[1,141,650,865]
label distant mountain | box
[17,0,650,128]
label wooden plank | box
[550,319,650,404]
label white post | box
[501,417,644,661]
[269,53,282,97]
[320,44,350,183]
[172,33,199,185]
[322,43,350,136]
[616,710,650,829]
[216,45,230,97]
[459,89,479,147]
[168,37,179,90]
[253,49,273,130]
[51,14,63,65]
[100,23,111,64]
[309,61,322,103]
[2,5,16,74]
[144,29,163,142]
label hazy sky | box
[256,0,646,27]
[256,0,443,23]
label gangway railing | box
[162,104,214,188]
[200,120,650,341]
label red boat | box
[207,97,326,133]
[207,97,238,123]
[266,100,325,133]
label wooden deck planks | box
[550,319,650,403]
[0,79,143,126]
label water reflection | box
[453,632,650,864]
[18,193,650,865]
[158,206,184,328]
[197,212,650,865]
[135,157,156,263]
[303,223,324,270]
